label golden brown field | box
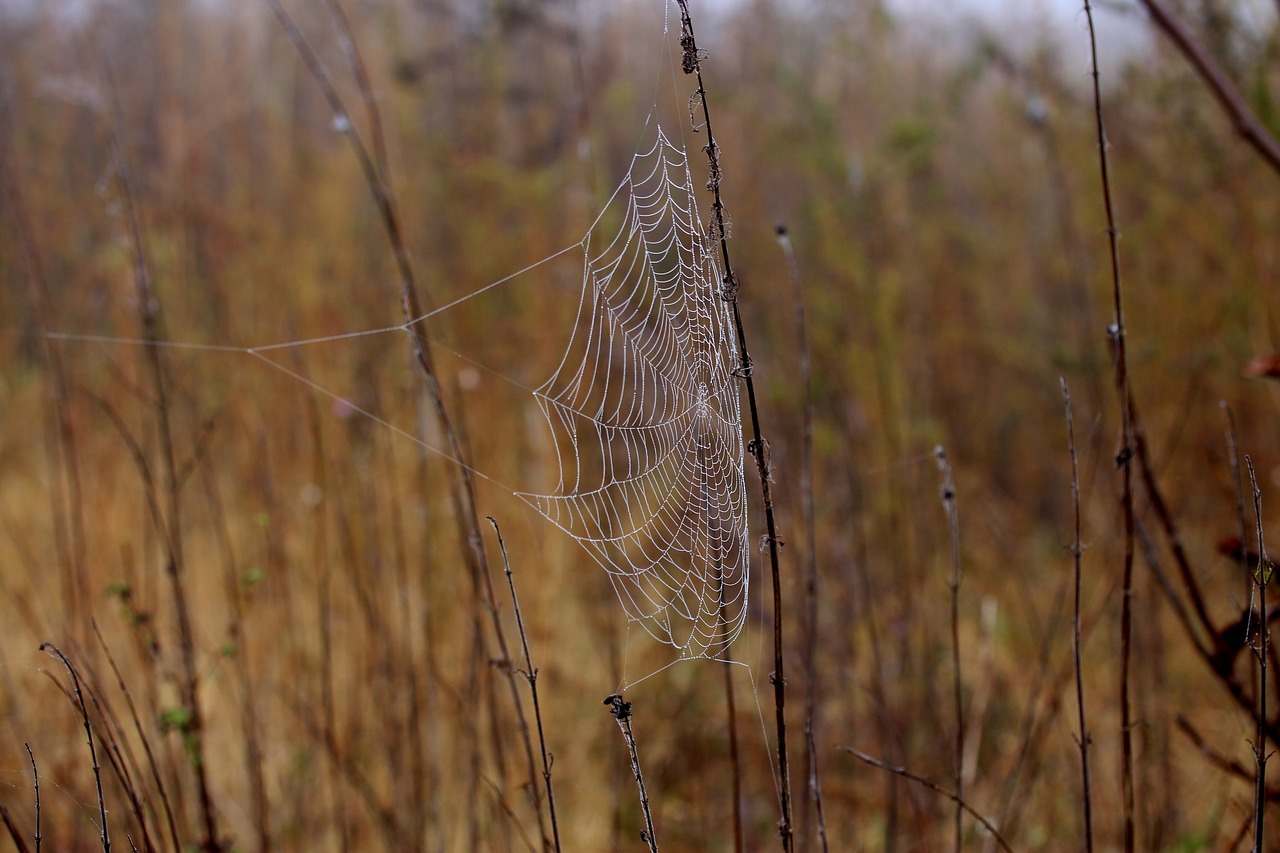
[3,1,1280,850]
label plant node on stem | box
[674,3,794,849]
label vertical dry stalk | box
[605,695,659,853]
[489,518,560,853]
[1244,457,1271,853]
[93,623,180,852]
[100,58,220,850]
[776,223,827,853]
[674,4,794,847]
[934,446,963,852]
[1082,3,1136,848]
[1062,379,1094,852]
[0,135,89,632]
[41,645,110,853]
[264,5,554,845]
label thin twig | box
[1223,403,1251,608]
[1061,379,1094,852]
[1245,457,1271,853]
[1173,715,1280,799]
[776,223,826,853]
[803,722,829,853]
[41,645,110,853]
[605,695,659,853]
[26,744,39,853]
[99,54,220,850]
[92,622,180,852]
[490,518,561,853]
[1082,3,1136,848]
[835,746,1015,853]
[934,446,964,852]
[675,5,793,848]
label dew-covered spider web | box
[45,4,751,669]
[516,126,749,660]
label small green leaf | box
[160,707,194,733]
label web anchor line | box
[46,123,750,664]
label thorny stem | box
[675,4,793,848]
[490,518,562,853]
[1062,379,1094,852]
[1245,457,1271,853]
[41,645,109,853]
[605,695,659,853]
[935,447,964,853]
[1082,3,1135,849]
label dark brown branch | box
[675,5,793,849]
[41,645,110,853]
[1135,0,1280,176]
[1082,3,1136,848]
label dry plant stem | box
[101,61,219,851]
[93,622,180,852]
[605,696,659,853]
[0,140,89,631]
[1061,379,1095,852]
[1134,0,1280,176]
[934,446,964,852]
[803,723,829,853]
[776,224,826,853]
[41,645,110,853]
[26,744,39,853]
[0,798,31,853]
[724,661,745,853]
[266,4,546,842]
[1082,3,1136,848]
[1225,404,1251,628]
[1173,716,1280,802]
[76,663,158,853]
[489,518,561,853]
[1245,457,1270,853]
[201,473,269,850]
[835,747,1015,853]
[675,4,794,848]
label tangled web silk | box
[517,126,748,659]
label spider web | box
[516,125,749,660]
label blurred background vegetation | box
[3,0,1280,850]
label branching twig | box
[835,746,1015,853]
[490,518,561,853]
[41,644,110,853]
